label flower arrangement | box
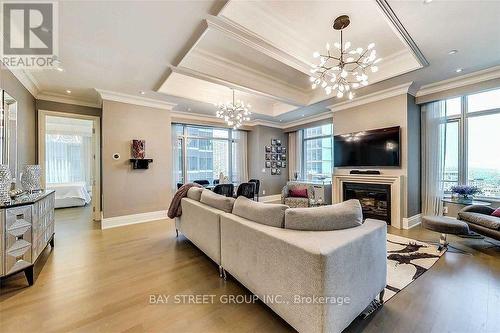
[450,185,482,199]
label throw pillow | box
[289,188,308,198]
[491,208,500,218]
[232,196,288,228]
[187,187,204,201]
[200,189,235,213]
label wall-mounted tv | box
[334,126,401,167]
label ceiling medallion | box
[310,15,382,100]
[215,89,251,129]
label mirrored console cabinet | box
[0,190,55,286]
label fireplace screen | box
[343,182,391,224]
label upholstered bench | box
[421,216,470,251]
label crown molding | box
[7,68,40,97]
[375,0,429,67]
[37,91,101,108]
[96,89,176,110]
[416,65,500,97]
[281,110,333,130]
[327,82,414,112]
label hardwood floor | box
[1,207,499,332]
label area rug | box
[383,234,445,302]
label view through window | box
[302,124,333,181]
[443,88,500,198]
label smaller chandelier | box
[310,15,382,100]
[215,89,251,129]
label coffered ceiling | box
[13,0,500,125]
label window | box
[442,88,500,198]
[173,124,243,185]
[301,124,333,181]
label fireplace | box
[343,182,391,224]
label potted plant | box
[450,185,482,200]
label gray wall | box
[248,125,288,196]
[407,95,421,216]
[102,100,171,218]
[36,99,102,117]
[0,67,36,169]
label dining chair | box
[193,180,210,186]
[236,182,256,200]
[213,179,220,185]
[248,179,260,201]
[213,184,234,197]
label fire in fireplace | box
[343,182,391,224]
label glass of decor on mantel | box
[132,139,146,159]
[450,185,482,202]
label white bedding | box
[47,182,91,208]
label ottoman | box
[422,216,470,251]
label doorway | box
[38,110,101,221]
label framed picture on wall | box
[282,162,287,168]
[282,147,287,154]
[277,161,282,168]
[265,146,271,153]
[276,139,282,146]
[276,169,282,175]
[281,155,287,161]
[277,146,282,153]
[271,161,277,168]
[265,161,271,168]
[271,139,277,146]
[271,154,277,160]
[271,168,277,175]
[271,146,277,153]
[265,154,271,160]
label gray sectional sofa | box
[176,188,387,333]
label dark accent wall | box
[0,67,36,169]
[406,94,421,217]
[247,125,288,196]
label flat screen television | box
[334,126,401,167]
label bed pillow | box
[284,199,363,231]
[200,190,235,213]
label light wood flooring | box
[1,206,499,332]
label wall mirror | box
[1,90,18,180]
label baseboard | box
[402,214,422,229]
[258,194,281,203]
[101,210,168,230]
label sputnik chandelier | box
[310,15,382,100]
[215,89,251,129]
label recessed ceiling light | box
[448,49,458,55]
[139,91,145,95]
[301,114,305,117]
[279,119,282,122]
[456,68,463,73]
[56,67,64,72]
[423,0,433,4]
[66,89,71,94]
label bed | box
[47,182,92,208]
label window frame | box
[174,124,237,184]
[300,124,334,180]
[444,88,500,200]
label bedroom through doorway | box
[38,111,101,221]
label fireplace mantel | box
[333,174,403,229]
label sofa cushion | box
[187,187,204,201]
[200,189,235,213]
[289,188,308,198]
[284,199,363,231]
[491,208,500,218]
[232,196,288,228]
[458,211,500,230]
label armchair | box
[281,183,314,208]
[457,205,500,241]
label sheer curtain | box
[288,130,302,180]
[172,125,182,192]
[46,129,93,189]
[422,100,447,216]
[232,130,248,183]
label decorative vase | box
[132,140,146,159]
[0,165,12,201]
[21,165,42,192]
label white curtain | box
[422,100,447,216]
[288,130,302,180]
[232,130,248,183]
[46,134,92,189]
[172,125,182,192]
